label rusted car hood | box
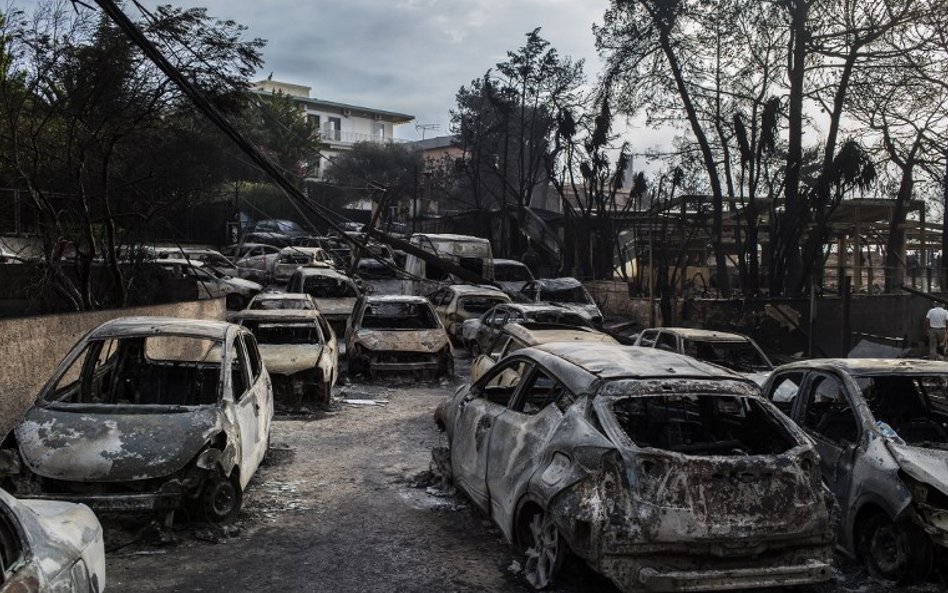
[258,344,322,376]
[16,405,221,482]
[354,329,448,352]
[315,297,357,316]
[888,442,948,496]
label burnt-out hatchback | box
[346,295,453,380]
[0,317,273,526]
[436,343,835,592]
[763,359,948,581]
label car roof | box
[527,277,583,290]
[294,267,352,281]
[279,246,325,254]
[529,343,746,381]
[88,316,235,340]
[504,323,616,346]
[775,358,948,376]
[503,302,573,313]
[366,295,429,304]
[252,293,311,300]
[644,327,753,342]
[158,258,204,267]
[448,284,508,297]
[493,259,528,267]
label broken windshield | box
[684,340,772,373]
[855,374,948,446]
[44,335,222,407]
[241,322,322,345]
[540,286,593,305]
[603,391,794,456]
[250,298,313,311]
[361,302,439,330]
[459,296,507,315]
[302,276,359,298]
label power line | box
[80,0,489,285]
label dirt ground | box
[105,356,943,593]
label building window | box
[373,122,385,140]
[326,117,342,141]
[307,114,320,129]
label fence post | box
[841,275,852,356]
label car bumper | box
[630,561,832,592]
[25,491,181,513]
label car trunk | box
[598,393,828,544]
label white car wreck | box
[0,488,105,592]
[234,308,338,406]
[0,317,273,526]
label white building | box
[251,79,414,179]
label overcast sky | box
[137,0,613,140]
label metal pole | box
[841,275,851,356]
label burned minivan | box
[346,295,453,380]
[436,343,835,592]
[764,358,948,581]
[0,317,273,525]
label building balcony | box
[320,129,408,145]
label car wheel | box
[522,508,565,590]
[858,513,932,581]
[200,471,243,525]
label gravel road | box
[104,361,942,593]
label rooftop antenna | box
[415,123,439,140]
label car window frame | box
[797,370,864,446]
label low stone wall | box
[0,298,226,436]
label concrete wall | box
[584,281,660,325]
[0,298,226,437]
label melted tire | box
[858,513,932,582]
[199,471,243,525]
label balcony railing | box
[319,128,408,145]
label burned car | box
[436,343,835,592]
[287,267,362,336]
[272,246,335,283]
[469,321,618,383]
[245,292,317,311]
[234,309,338,405]
[427,284,511,343]
[763,358,948,581]
[346,295,453,380]
[520,277,603,327]
[463,302,594,355]
[0,488,106,593]
[634,327,774,386]
[0,317,273,526]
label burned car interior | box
[361,302,439,330]
[609,393,796,456]
[45,335,223,408]
[684,340,772,373]
[240,321,324,346]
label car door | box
[470,336,513,383]
[485,365,573,528]
[316,314,338,383]
[763,370,807,415]
[794,372,861,509]
[229,335,259,486]
[451,358,531,513]
[483,307,510,349]
[655,331,679,353]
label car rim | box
[869,522,908,578]
[524,512,559,589]
[207,478,237,519]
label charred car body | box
[436,343,835,592]
[519,278,603,327]
[763,358,948,581]
[634,327,774,386]
[462,302,594,355]
[346,295,453,380]
[427,284,511,344]
[0,317,273,525]
[469,322,618,383]
[0,488,106,593]
[287,267,362,336]
[234,308,338,405]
